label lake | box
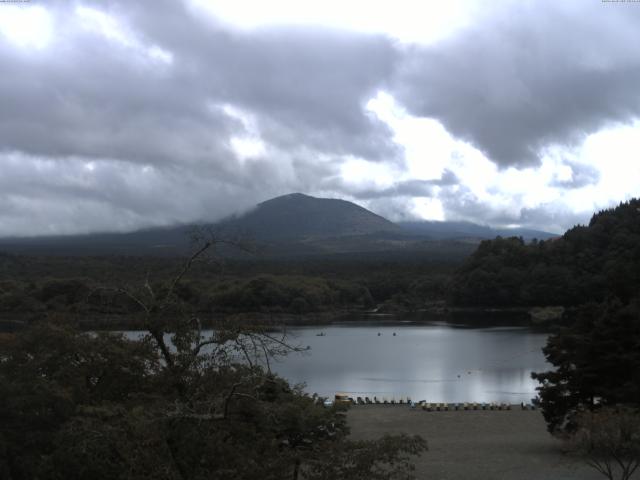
[271,320,549,404]
[127,319,550,404]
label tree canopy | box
[532,299,640,434]
[449,198,640,307]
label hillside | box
[449,198,640,307]
[0,194,401,256]
[217,193,399,240]
[398,220,556,241]
[0,193,554,257]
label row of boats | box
[327,393,536,410]
[413,401,535,411]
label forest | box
[511,199,640,471]
[0,247,459,329]
[2,199,640,328]
[449,198,640,307]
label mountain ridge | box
[398,220,557,241]
[0,193,557,256]
[215,192,400,240]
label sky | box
[1,0,639,237]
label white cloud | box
[366,91,640,229]
[367,91,453,181]
[411,197,445,221]
[0,5,53,49]
[189,0,481,45]
[75,6,174,65]
[230,136,267,160]
[339,156,399,190]
[559,122,640,214]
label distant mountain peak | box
[262,192,309,202]
[218,193,398,240]
[0,193,558,256]
[282,192,309,198]
[257,192,314,207]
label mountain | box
[398,220,557,241]
[0,193,401,256]
[0,193,556,256]
[216,193,399,240]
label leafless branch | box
[162,241,212,308]
[116,287,151,316]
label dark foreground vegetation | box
[0,322,425,480]
[533,298,640,432]
[0,241,426,479]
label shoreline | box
[0,305,562,332]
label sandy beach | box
[348,405,604,480]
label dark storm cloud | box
[0,12,235,168]
[118,1,399,160]
[1,0,638,236]
[0,0,400,235]
[0,1,398,166]
[393,0,640,168]
[0,153,262,235]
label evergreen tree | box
[532,298,640,433]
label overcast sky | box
[1,0,639,237]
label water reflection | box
[273,323,549,403]
[122,322,550,403]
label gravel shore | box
[347,405,604,480]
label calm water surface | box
[270,322,549,404]
[125,321,549,404]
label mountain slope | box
[0,193,401,255]
[0,193,556,256]
[398,220,557,241]
[217,193,399,240]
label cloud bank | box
[0,0,639,236]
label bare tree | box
[569,407,640,480]
[112,227,304,396]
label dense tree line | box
[0,236,466,324]
[0,275,374,318]
[0,268,453,323]
[449,199,640,307]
